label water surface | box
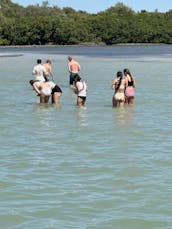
[0,45,171,229]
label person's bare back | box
[43,60,54,81]
[68,56,80,73]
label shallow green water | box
[0,46,171,228]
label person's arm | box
[33,82,41,95]
[68,63,71,73]
[32,67,36,75]
[86,83,88,92]
[111,79,116,89]
[78,63,81,72]
[133,78,136,88]
[49,67,55,82]
[51,74,55,82]
[125,78,128,87]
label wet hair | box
[29,80,35,86]
[124,68,134,83]
[37,59,42,64]
[115,71,123,91]
[74,74,81,82]
[117,71,123,78]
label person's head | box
[123,68,130,76]
[115,71,123,91]
[37,59,42,64]
[29,80,35,86]
[46,59,51,64]
[117,71,123,78]
[74,74,81,82]
[68,56,73,61]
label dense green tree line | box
[0,0,172,45]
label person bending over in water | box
[111,71,126,107]
[74,74,88,107]
[51,83,62,105]
[67,56,81,88]
[123,68,136,106]
[33,81,62,104]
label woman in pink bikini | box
[123,68,136,106]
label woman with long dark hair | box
[123,68,136,106]
[74,74,88,107]
[111,71,126,107]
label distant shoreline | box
[0,43,168,49]
[0,53,23,57]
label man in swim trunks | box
[67,56,81,88]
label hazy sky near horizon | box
[11,0,172,13]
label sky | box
[11,0,172,13]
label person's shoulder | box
[84,81,87,87]
[76,81,81,87]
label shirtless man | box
[67,56,81,88]
[43,59,54,82]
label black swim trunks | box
[51,85,62,94]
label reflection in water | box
[35,102,61,111]
[77,106,88,127]
[35,102,52,112]
[33,103,54,128]
[113,107,135,126]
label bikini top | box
[128,80,134,86]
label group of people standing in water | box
[111,68,136,107]
[30,58,62,105]
[29,56,135,108]
[30,56,87,107]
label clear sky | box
[11,0,172,13]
